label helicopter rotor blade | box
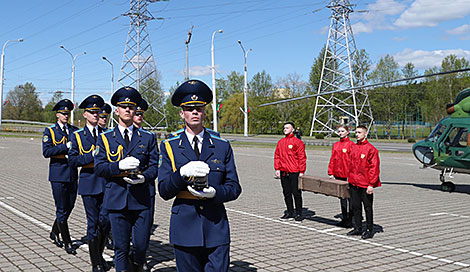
[259,67,470,107]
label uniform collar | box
[340,136,350,142]
[185,128,204,144]
[86,123,97,133]
[57,122,67,130]
[285,133,295,138]
[118,124,134,137]
[357,138,368,145]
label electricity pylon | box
[310,0,375,137]
[118,0,168,129]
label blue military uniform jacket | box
[158,128,242,248]
[94,126,159,211]
[42,123,78,183]
[68,126,106,195]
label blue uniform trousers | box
[174,244,230,272]
[50,181,77,222]
[82,193,110,240]
[109,208,151,271]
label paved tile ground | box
[1,137,470,271]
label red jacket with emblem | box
[328,137,354,178]
[348,139,381,188]
[274,133,306,174]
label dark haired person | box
[347,125,381,239]
[158,79,241,272]
[42,99,79,255]
[328,125,354,228]
[274,122,307,221]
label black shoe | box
[294,214,303,221]
[50,231,63,248]
[361,230,374,239]
[347,229,362,236]
[92,264,105,272]
[50,220,63,247]
[58,221,77,255]
[280,213,295,220]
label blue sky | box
[1,0,469,106]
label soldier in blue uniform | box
[132,98,154,271]
[158,79,242,272]
[68,95,111,271]
[42,99,79,255]
[94,87,158,272]
[98,103,112,130]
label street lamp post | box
[211,29,223,132]
[238,40,252,137]
[102,57,114,100]
[0,38,24,127]
[102,56,115,128]
[60,45,86,125]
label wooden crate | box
[299,175,350,199]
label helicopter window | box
[428,122,447,141]
[446,127,467,147]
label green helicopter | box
[413,88,470,192]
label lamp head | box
[18,38,24,42]
[218,29,223,33]
[60,45,64,49]
[238,40,241,44]
[102,56,107,60]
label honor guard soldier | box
[94,87,159,271]
[98,103,112,130]
[158,79,242,272]
[133,98,148,129]
[68,95,111,271]
[42,99,79,255]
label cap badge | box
[125,97,130,102]
[188,80,197,85]
[93,104,97,107]
[64,107,68,110]
[137,107,141,110]
[125,87,131,90]
[191,95,198,101]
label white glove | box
[119,156,140,170]
[123,174,145,185]
[66,141,72,150]
[180,161,210,177]
[187,185,216,198]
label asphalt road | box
[1,136,469,271]
[225,135,414,152]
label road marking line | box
[319,227,341,233]
[0,200,112,261]
[430,212,469,219]
[227,208,470,268]
[0,197,14,200]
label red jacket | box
[348,139,381,188]
[328,137,354,178]
[274,133,306,174]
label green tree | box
[353,49,372,86]
[309,45,325,94]
[140,76,166,129]
[249,70,273,97]
[369,55,400,139]
[3,82,43,121]
[43,91,64,123]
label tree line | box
[3,49,470,137]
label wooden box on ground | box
[298,175,350,199]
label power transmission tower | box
[310,0,375,137]
[118,0,168,129]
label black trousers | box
[335,177,352,222]
[280,172,302,215]
[350,185,373,231]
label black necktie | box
[93,127,97,142]
[63,126,68,139]
[193,137,200,159]
[124,129,130,147]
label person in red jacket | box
[274,122,307,221]
[347,125,381,239]
[328,125,354,228]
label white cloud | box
[352,0,406,34]
[447,24,470,40]
[178,65,221,77]
[394,0,470,28]
[393,48,470,69]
